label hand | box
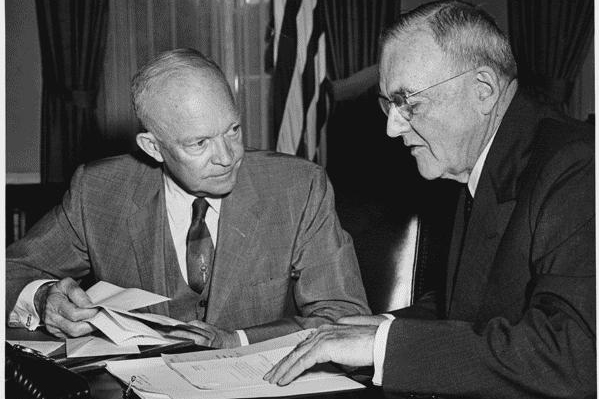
[166,320,240,348]
[36,277,98,338]
[337,314,388,326]
[264,324,377,386]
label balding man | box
[7,48,370,348]
[266,2,595,397]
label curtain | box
[508,0,594,111]
[323,0,402,82]
[97,0,273,157]
[36,0,109,183]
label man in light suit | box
[266,1,595,397]
[6,48,370,348]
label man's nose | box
[212,136,234,166]
[386,108,411,138]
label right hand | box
[35,277,98,338]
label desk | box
[7,328,400,399]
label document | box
[106,330,365,399]
[7,340,64,356]
[168,346,343,390]
[86,281,170,311]
[66,336,139,358]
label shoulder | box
[530,116,594,183]
[241,149,326,186]
[75,152,159,185]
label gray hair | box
[380,1,517,81]
[131,48,234,132]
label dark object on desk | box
[6,342,90,399]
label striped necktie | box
[186,198,214,295]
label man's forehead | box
[379,29,445,94]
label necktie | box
[186,198,214,295]
[464,186,474,224]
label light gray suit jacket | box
[6,150,370,343]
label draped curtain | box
[97,0,273,158]
[508,0,594,111]
[323,0,401,82]
[36,0,109,183]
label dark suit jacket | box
[6,150,370,343]
[386,92,595,398]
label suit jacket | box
[386,92,595,398]
[6,150,370,343]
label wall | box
[6,0,42,184]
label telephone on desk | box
[5,342,91,399]
[5,338,204,399]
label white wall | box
[6,0,42,184]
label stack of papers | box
[106,330,365,399]
[66,281,188,357]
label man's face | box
[379,30,483,182]
[146,73,244,197]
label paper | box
[86,281,170,311]
[87,309,174,346]
[169,346,343,390]
[163,329,314,364]
[106,330,364,399]
[107,357,363,399]
[66,336,139,357]
[8,340,64,356]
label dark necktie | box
[186,198,214,295]
[464,186,474,225]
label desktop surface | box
[6,328,404,399]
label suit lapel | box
[127,164,170,316]
[448,173,516,319]
[446,91,540,319]
[205,161,262,324]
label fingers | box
[264,327,329,386]
[166,328,213,347]
[337,315,387,326]
[41,278,97,338]
[50,279,98,321]
[264,324,378,386]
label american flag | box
[272,0,329,165]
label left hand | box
[167,320,240,348]
[264,324,377,386]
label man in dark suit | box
[266,2,595,397]
[6,48,370,348]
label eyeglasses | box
[378,68,475,121]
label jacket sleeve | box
[244,166,371,343]
[381,141,595,398]
[6,165,92,317]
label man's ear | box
[136,132,164,163]
[474,66,500,115]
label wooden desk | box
[6,328,396,399]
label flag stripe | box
[273,0,301,144]
[273,0,329,165]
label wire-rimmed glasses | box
[378,68,476,120]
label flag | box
[272,0,329,165]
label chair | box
[336,181,458,315]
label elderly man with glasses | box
[266,1,595,397]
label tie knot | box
[192,198,209,221]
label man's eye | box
[229,124,241,135]
[195,139,207,148]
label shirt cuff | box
[372,316,395,386]
[235,329,249,346]
[8,279,57,331]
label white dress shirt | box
[371,131,499,385]
[9,172,249,346]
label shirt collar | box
[163,172,221,213]
[467,129,498,197]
